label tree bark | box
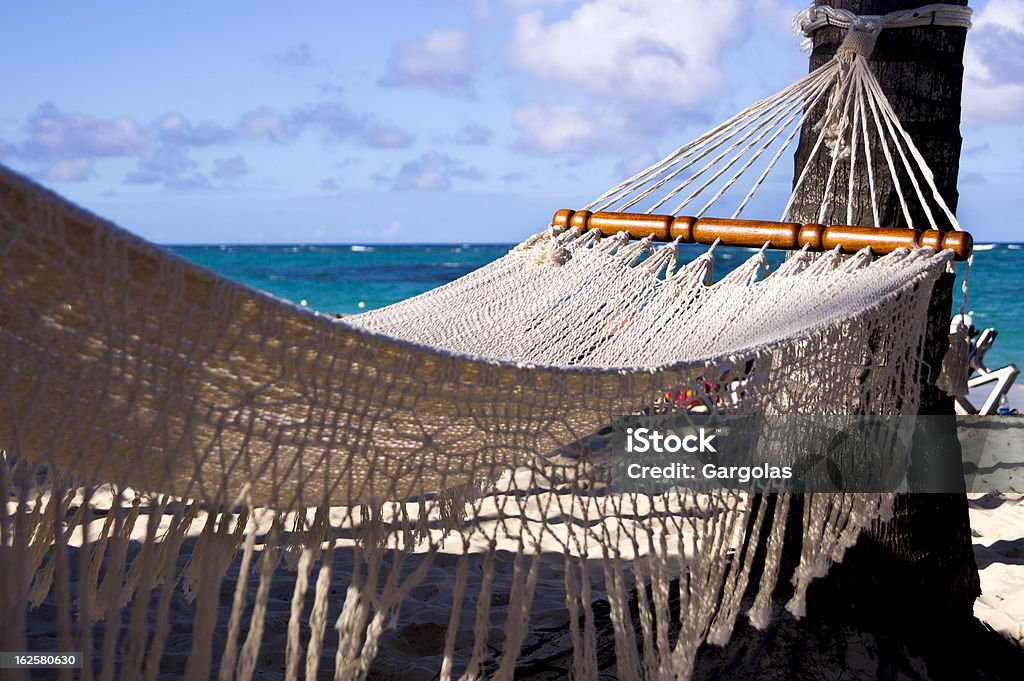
[789,0,981,626]
[695,4,1022,678]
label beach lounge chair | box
[954,326,1020,415]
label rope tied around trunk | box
[796,3,974,57]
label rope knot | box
[796,3,972,58]
[837,16,882,61]
[530,234,572,267]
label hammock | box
[0,5,973,681]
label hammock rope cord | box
[0,6,972,680]
[587,2,969,235]
[580,0,975,396]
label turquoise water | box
[951,244,1024,371]
[169,242,1024,370]
[171,243,509,314]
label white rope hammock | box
[0,5,973,680]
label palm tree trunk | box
[693,5,1024,678]
[788,0,981,624]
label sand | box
[969,492,1024,645]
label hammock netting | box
[0,8,971,681]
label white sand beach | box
[969,492,1024,645]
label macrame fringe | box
[937,324,971,397]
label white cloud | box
[974,0,1024,32]
[1,94,405,191]
[513,105,596,153]
[750,0,802,36]
[21,103,147,161]
[125,146,210,189]
[212,155,249,180]
[238,108,294,143]
[381,29,476,97]
[289,103,415,148]
[512,103,635,154]
[392,151,483,191]
[156,113,233,147]
[963,0,1024,125]
[360,125,415,149]
[502,0,573,9]
[45,159,95,182]
[506,0,745,154]
[614,150,660,178]
[509,0,741,108]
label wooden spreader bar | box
[552,209,973,261]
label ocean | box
[170,241,1024,372]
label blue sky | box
[1,0,1022,244]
